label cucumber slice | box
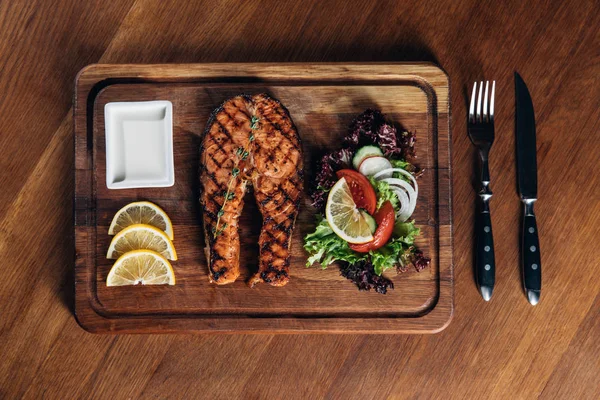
[352,145,383,169]
[360,211,377,233]
[358,156,392,177]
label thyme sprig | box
[212,116,259,238]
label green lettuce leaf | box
[390,158,412,170]
[304,219,422,276]
[369,177,400,210]
[304,218,367,268]
[393,220,420,245]
[389,158,416,182]
[370,238,406,275]
[368,220,421,275]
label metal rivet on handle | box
[484,264,491,271]
[484,246,490,252]
[532,264,538,270]
[484,226,490,233]
[530,246,536,252]
[529,227,535,233]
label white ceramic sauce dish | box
[104,100,174,189]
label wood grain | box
[74,63,452,333]
[1,0,599,398]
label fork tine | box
[469,82,477,121]
[483,81,489,121]
[490,81,496,121]
[476,81,483,121]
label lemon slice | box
[325,178,374,244]
[106,224,177,260]
[107,250,175,286]
[108,201,174,240]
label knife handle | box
[476,190,495,301]
[522,200,541,305]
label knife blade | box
[515,72,542,305]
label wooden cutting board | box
[74,63,452,334]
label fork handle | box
[476,187,495,301]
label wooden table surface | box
[1,0,598,398]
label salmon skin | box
[199,94,303,286]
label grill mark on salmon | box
[200,93,303,286]
[248,93,303,287]
[200,95,253,284]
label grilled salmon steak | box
[199,94,303,286]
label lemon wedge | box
[108,201,174,240]
[107,250,175,286]
[106,224,177,260]
[325,178,374,244]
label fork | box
[468,81,496,301]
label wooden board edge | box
[72,62,453,334]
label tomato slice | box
[335,169,377,214]
[349,201,395,253]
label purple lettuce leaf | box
[397,130,416,160]
[397,246,431,273]
[338,260,394,294]
[377,123,401,157]
[344,109,385,149]
[311,148,353,210]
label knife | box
[515,72,542,305]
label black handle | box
[476,198,495,300]
[522,201,541,304]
